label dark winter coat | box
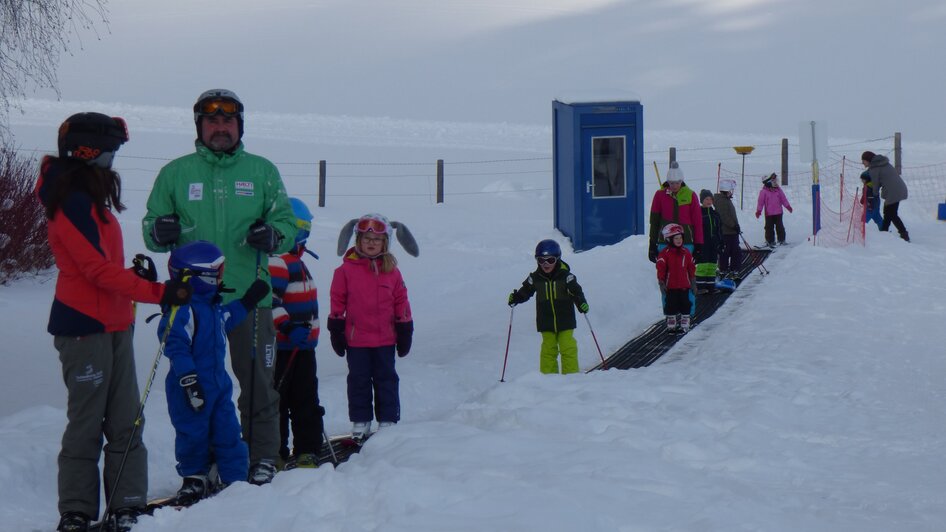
[866,154,908,204]
[699,206,722,266]
[510,260,587,333]
[713,192,741,236]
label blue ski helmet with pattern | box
[168,240,225,295]
[289,197,313,244]
[534,239,561,258]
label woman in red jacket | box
[36,112,191,532]
[328,213,417,441]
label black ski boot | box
[57,512,91,532]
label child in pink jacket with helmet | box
[327,213,419,441]
[755,173,793,247]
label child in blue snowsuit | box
[159,241,269,504]
[860,171,883,229]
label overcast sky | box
[34,0,946,142]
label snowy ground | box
[2,102,946,531]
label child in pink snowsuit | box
[755,173,793,247]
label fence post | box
[436,159,444,204]
[318,160,326,207]
[894,132,902,175]
[668,147,676,167]
[781,138,789,185]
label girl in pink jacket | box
[755,173,793,247]
[328,213,418,440]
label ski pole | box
[500,306,514,382]
[102,278,189,525]
[323,426,339,467]
[739,232,769,275]
[247,249,262,462]
[652,160,662,187]
[583,313,608,370]
[274,347,300,393]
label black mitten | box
[327,317,347,357]
[240,279,270,311]
[161,279,193,306]
[151,214,181,246]
[180,373,205,412]
[395,321,413,357]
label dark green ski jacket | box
[510,260,587,333]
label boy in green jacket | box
[508,239,589,374]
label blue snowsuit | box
[158,292,250,484]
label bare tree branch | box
[0,0,109,137]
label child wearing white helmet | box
[655,224,696,333]
[714,178,742,279]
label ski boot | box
[57,512,90,532]
[665,315,679,334]
[285,453,319,470]
[680,315,691,333]
[110,507,141,532]
[248,459,278,485]
[175,475,209,506]
[352,421,371,442]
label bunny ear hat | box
[336,213,420,257]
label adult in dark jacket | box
[862,151,909,241]
[36,112,191,532]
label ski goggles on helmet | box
[536,256,557,265]
[356,217,389,234]
[197,98,241,117]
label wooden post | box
[318,160,326,207]
[436,159,444,204]
[669,147,676,167]
[781,138,789,185]
[894,132,902,175]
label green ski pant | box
[539,329,579,374]
[55,329,147,519]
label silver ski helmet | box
[193,88,245,141]
[168,240,225,295]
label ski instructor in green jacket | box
[142,89,297,486]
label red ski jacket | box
[36,157,165,336]
[656,245,696,290]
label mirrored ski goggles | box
[356,218,389,234]
[536,256,557,265]
[197,99,241,117]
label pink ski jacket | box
[329,248,412,348]
[755,186,792,217]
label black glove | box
[648,240,658,263]
[179,373,205,412]
[395,321,413,357]
[132,254,157,282]
[692,243,702,262]
[327,317,347,357]
[281,322,312,348]
[161,279,193,306]
[246,219,280,253]
[240,279,270,311]
[151,214,181,247]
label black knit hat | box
[700,189,713,203]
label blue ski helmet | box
[168,241,225,295]
[289,197,313,244]
[534,239,561,258]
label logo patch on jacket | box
[189,183,203,201]
[235,181,255,197]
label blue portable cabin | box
[552,98,644,252]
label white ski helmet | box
[719,179,737,193]
[661,223,685,241]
